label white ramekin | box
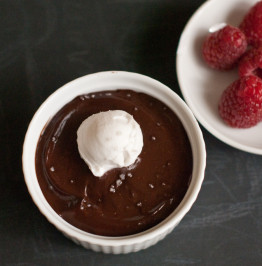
[22,71,206,254]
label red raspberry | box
[202,25,247,70]
[238,46,262,78]
[240,1,262,47]
[218,75,262,128]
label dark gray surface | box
[1,0,262,265]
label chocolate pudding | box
[35,89,193,236]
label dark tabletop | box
[1,0,262,265]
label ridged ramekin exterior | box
[61,223,176,254]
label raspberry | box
[202,25,247,70]
[240,1,262,47]
[238,46,262,78]
[218,75,262,128]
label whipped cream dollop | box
[77,110,143,177]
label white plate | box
[176,0,262,155]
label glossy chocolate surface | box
[35,90,192,236]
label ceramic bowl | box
[22,71,206,254]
